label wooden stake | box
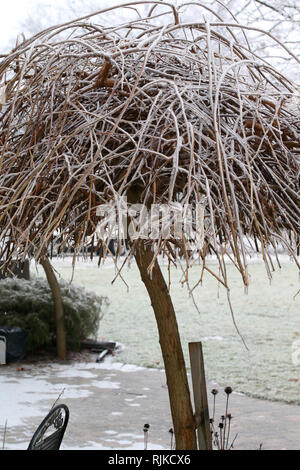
[188,341,212,450]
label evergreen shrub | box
[0,277,109,352]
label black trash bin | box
[0,327,26,363]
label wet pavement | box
[1,353,300,451]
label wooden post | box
[188,341,212,450]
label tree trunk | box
[40,255,67,360]
[134,240,197,450]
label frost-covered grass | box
[32,256,300,404]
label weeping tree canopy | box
[0,1,299,287]
[1,1,299,450]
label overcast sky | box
[1,0,299,82]
[0,0,62,50]
[0,0,135,52]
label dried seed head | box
[211,388,218,395]
[224,386,232,395]
[143,423,150,432]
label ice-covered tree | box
[0,2,299,448]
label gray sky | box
[0,0,143,52]
[0,0,64,49]
[1,0,299,82]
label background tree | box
[40,255,67,359]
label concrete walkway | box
[1,353,300,450]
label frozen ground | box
[3,354,300,450]
[32,255,300,404]
[0,358,171,450]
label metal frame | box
[27,404,69,450]
[0,335,6,365]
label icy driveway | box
[2,354,300,450]
[0,356,170,450]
